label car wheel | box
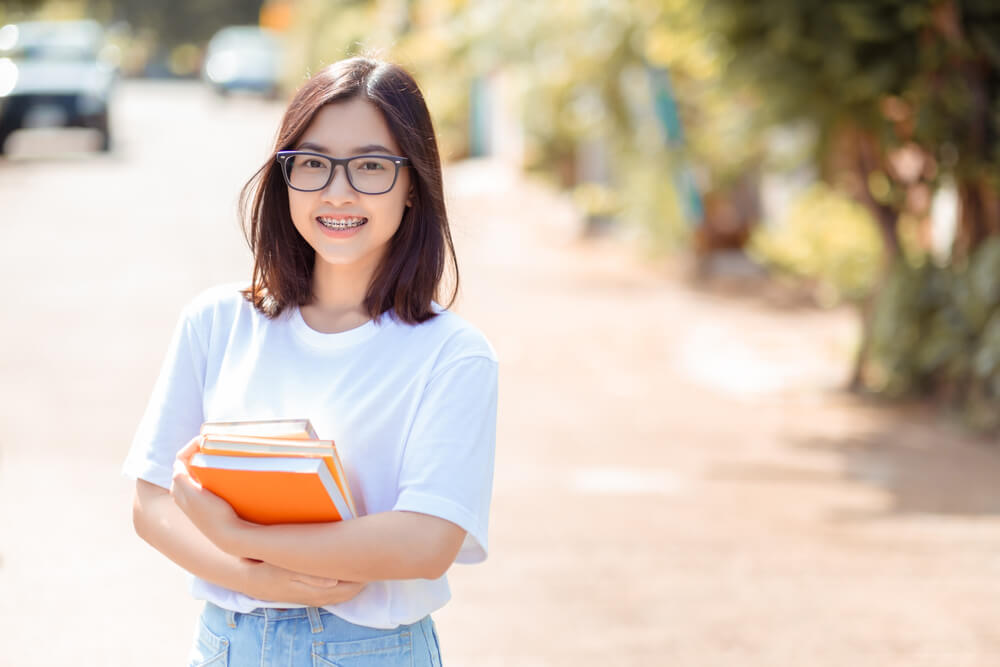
[95,113,111,152]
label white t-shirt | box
[122,283,498,629]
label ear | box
[406,186,414,208]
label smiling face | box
[287,95,411,286]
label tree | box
[110,0,264,49]
[287,0,764,245]
[706,0,1000,426]
[1,0,47,22]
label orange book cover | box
[188,453,352,524]
[198,434,357,518]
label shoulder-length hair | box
[239,57,458,324]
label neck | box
[302,260,375,333]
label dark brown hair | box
[239,57,458,324]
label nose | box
[320,164,356,203]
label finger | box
[170,464,207,512]
[176,435,204,467]
[294,574,340,587]
[171,459,197,493]
[172,443,205,493]
[169,471,194,514]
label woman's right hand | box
[240,558,367,607]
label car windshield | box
[0,21,102,61]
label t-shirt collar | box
[289,306,385,350]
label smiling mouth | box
[317,216,368,230]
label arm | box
[126,300,366,602]
[241,511,466,582]
[133,478,366,606]
[170,355,496,583]
[170,460,466,582]
[169,351,494,584]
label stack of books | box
[188,418,357,525]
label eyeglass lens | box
[285,154,398,194]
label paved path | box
[1,81,999,665]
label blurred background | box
[1,0,1000,665]
[3,0,997,422]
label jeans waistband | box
[210,603,326,632]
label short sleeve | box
[392,355,498,564]
[121,307,207,488]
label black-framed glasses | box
[275,150,410,195]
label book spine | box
[328,445,358,518]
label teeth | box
[318,216,367,229]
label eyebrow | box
[296,141,396,155]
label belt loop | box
[307,607,324,634]
[226,609,237,629]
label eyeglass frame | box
[275,150,412,195]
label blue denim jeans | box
[188,602,443,666]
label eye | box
[356,160,387,172]
[301,158,327,169]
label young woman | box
[124,57,498,666]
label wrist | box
[217,517,254,558]
[235,557,271,600]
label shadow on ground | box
[713,403,1000,518]
[800,416,1000,518]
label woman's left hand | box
[171,436,246,554]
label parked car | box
[202,26,283,98]
[0,19,117,153]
